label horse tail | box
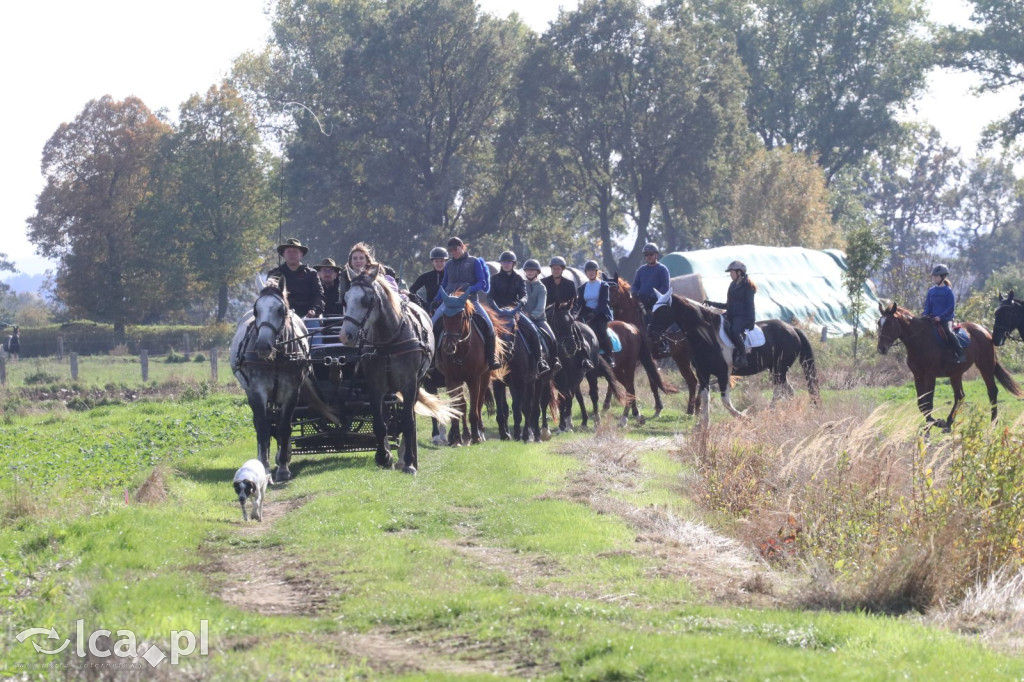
[415,387,459,426]
[299,377,342,424]
[994,362,1024,398]
[484,382,496,414]
[597,356,629,405]
[638,335,678,394]
[547,378,560,422]
[796,328,820,402]
[482,304,512,381]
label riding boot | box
[483,331,501,370]
[733,346,748,369]
[528,331,549,373]
[600,335,616,369]
[577,349,594,371]
[948,331,966,363]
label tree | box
[530,0,750,273]
[27,97,172,339]
[842,223,886,358]
[727,146,840,248]
[938,1,1024,145]
[708,0,932,181]
[239,0,530,272]
[0,252,16,325]
[160,83,276,321]
[831,124,961,304]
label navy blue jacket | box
[575,281,612,321]
[923,284,956,321]
[709,276,755,330]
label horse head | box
[252,285,289,360]
[439,291,471,356]
[876,300,904,355]
[339,271,379,346]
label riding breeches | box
[727,317,748,355]
[588,317,614,358]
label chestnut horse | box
[877,301,1022,430]
[435,292,509,445]
[607,277,696,416]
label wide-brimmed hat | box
[313,258,342,272]
[277,238,308,256]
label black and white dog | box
[232,459,273,522]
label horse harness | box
[344,281,432,374]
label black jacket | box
[575,281,612,321]
[488,270,528,309]
[267,264,325,317]
[541,275,577,309]
[322,279,344,316]
[708,276,755,330]
[409,270,444,306]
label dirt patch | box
[332,630,536,677]
[556,429,781,607]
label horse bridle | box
[252,293,291,347]
[995,301,1024,342]
[440,307,473,354]
[341,280,379,344]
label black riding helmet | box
[429,246,449,261]
[499,251,517,263]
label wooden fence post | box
[0,354,6,386]
[140,350,149,382]
[183,333,191,361]
[209,347,218,382]
[820,327,828,343]
[70,352,78,381]
[57,335,64,361]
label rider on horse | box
[543,256,592,370]
[576,260,615,368]
[631,243,671,317]
[487,251,550,374]
[705,260,756,369]
[409,247,448,311]
[267,238,325,318]
[523,259,562,373]
[432,237,501,370]
[924,263,966,363]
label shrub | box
[23,371,62,385]
[193,353,206,363]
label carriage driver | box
[924,264,966,363]
[487,251,550,374]
[314,258,345,317]
[522,259,562,373]
[267,238,325,318]
[432,237,501,370]
[705,261,756,369]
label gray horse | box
[338,265,452,474]
[230,280,310,482]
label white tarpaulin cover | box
[659,245,879,336]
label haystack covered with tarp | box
[659,245,879,336]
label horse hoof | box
[402,465,417,475]
[273,468,292,483]
[500,434,511,441]
[637,415,647,426]
[432,435,447,446]
[652,409,662,419]
[618,416,628,428]
[541,428,551,441]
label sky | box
[2,0,1019,278]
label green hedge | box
[7,321,237,358]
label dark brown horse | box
[876,301,1023,430]
[599,320,678,426]
[608,277,699,415]
[993,291,1024,347]
[435,292,509,445]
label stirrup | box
[537,359,550,373]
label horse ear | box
[366,264,380,280]
[888,301,898,315]
[346,264,360,281]
[999,291,1005,302]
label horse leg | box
[674,348,699,416]
[511,382,523,441]
[371,391,395,469]
[470,378,485,445]
[699,384,711,428]
[982,367,1000,422]
[274,397,298,482]
[720,375,744,418]
[939,374,967,432]
[248,392,273,473]
[400,392,418,474]
[587,373,600,426]
[915,375,937,424]
[495,381,511,441]
[447,383,464,446]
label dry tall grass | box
[675,398,1024,616]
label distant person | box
[576,261,615,367]
[432,237,500,370]
[541,257,577,309]
[343,242,401,298]
[486,251,549,373]
[705,261,756,369]
[7,326,19,361]
[408,247,448,310]
[522,259,561,373]
[631,243,671,313]
[923,263,966,363]
[314,258,345,317]
[267,238,324,318]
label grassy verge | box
[4,384,1024,679]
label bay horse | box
[338,266,454,473]
[606,277,695,417]
[547,302,626,431]
[435,291,509,445]
[993,291,1024,347]
[876,301,1023,430]
[230,279,310,482]
[647,291,819,425]
[492,307,558,442]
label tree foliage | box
[842,223,887,357]
[27,96,172,338]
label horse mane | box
[260,280,289,309]
[616,277,632,295]
[353,269,402,317]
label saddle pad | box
[954,326,971,349]
[606,327,622,353]
[718,323,765,349]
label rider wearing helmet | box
[523,258,561,373]
[576,260,615,367]
[432,237,501,370]
[409,246,448,310]
[705,260,756,369]
[487,251,549,373]
[541,256,577,309]
[631,243,671,312]
[924,264,966,363]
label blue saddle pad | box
[606,327,622,353]
[954,326,971,348]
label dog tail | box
[415,387,460,426]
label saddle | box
[717,324,765,350]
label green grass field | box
[4,359,1024,680]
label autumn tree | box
[952,153,1024,287]
[727,146,840,248]
[842,223,886,358]
[705,0,932,181]
[159,83,276,321]
[27,96,172,339]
